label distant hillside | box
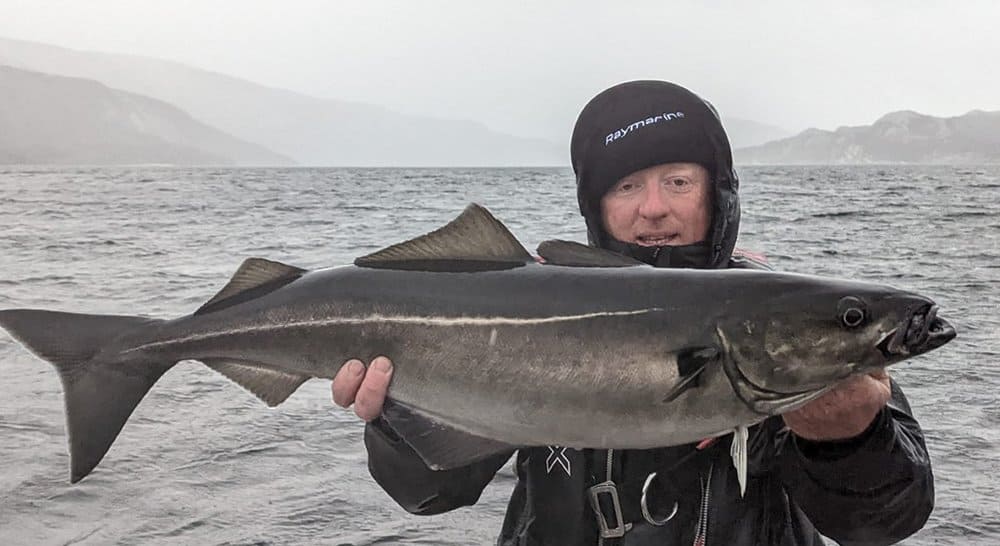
[736,110,1000,164]
[0,65,293,165]
[0,37,563,166]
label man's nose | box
[637,182,671,219]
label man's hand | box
[782,370,892,441]
[332,356,393,421]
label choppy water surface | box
[0,166,997,545]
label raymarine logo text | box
[605,112,685,146]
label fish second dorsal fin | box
[537,240,645,267]
[354,204,533,271]
[195,258,306,315]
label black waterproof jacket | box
[362,255,935,546]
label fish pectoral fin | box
[195,258,307,315]
[354,204,533,272]
[662,347,718,403]
[202,359,310,406]
[536,240,645,267]
[381,398,518,470]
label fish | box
[0,204,956,484]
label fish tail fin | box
[0,309,172,483]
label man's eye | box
[665,178,693,191]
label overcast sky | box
[2,0,998,142]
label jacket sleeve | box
[776,379,934,546]
[364,417,514,515]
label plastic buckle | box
[588,480,631,539]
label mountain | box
[735,110,1000,164]
[0,65,293,165]
[0,37,563,166]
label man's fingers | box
[354,356,393,421]
[783,371,893,441]
[332,359,365,407]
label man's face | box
[600,162,713,246]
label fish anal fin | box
[662,347,718,403]
[354,204,532,272]
[202,359,309,407]
[382,398,517,470]
[537,240,645,267]
[196,258,306,315]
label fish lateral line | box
[126,308,666,352]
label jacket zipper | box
[693,462,713,546]
[596,448,615,546]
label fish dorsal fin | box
[354,204,532,271]
[195,258,306,315]
[537,240,645,267]
[202,358,310,407]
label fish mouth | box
[877,304,957,360]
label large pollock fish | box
[0,204,955,483]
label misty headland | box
[5,36,998,167]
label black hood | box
[570,80,740,269]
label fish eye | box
[842,308,866,328]
[837,296,868,329]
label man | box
[332,81,934,545]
